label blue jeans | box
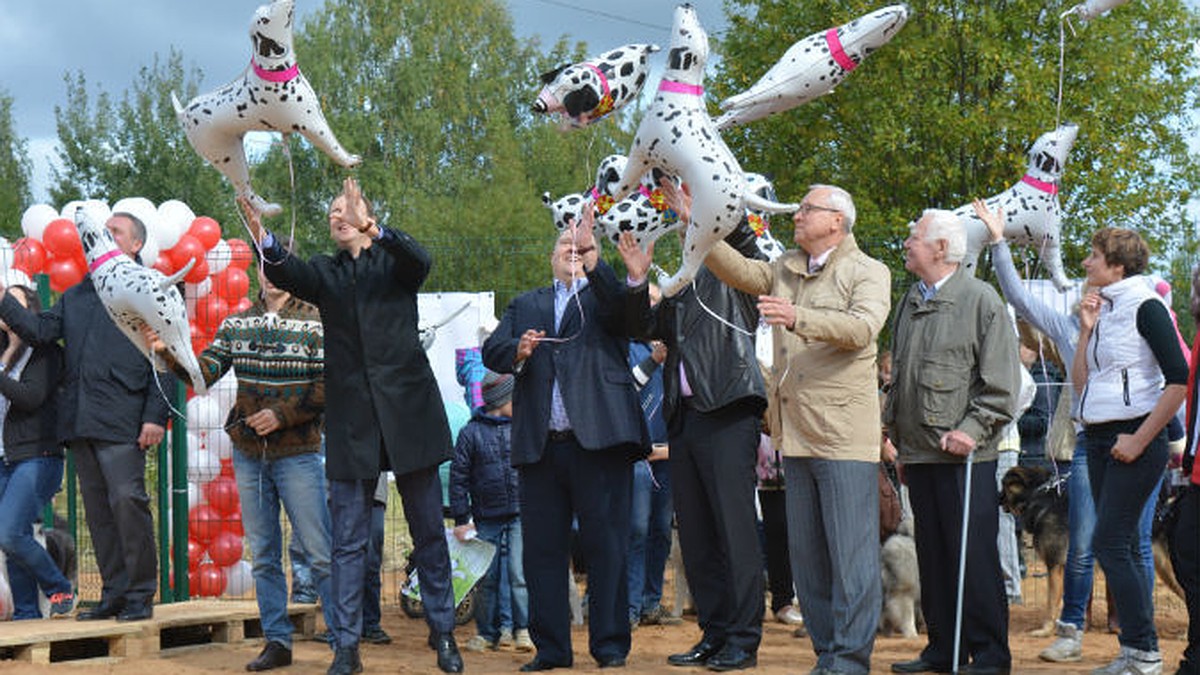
[1085,420,1167,652]
[627,459,673,619]
[0,457,71,620]
[233,451,334,648]
[1061,432,1159,628]
[363,502,385,632]
[474,516,529,641]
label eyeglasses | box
[796,203,841,215]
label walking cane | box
[951,450,975,675]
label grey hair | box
[918,209,966,263]
[809,184,856,232]
[112,211,147,245]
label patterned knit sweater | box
[167,295,324,460]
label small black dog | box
[1000,465,1069,636]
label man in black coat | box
[482,212,648,672]
[616,183,767,672]
[0,212,172,622]
[246,178,461,675]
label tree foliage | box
[0,91,31,239]
[49,52,238,225]
[715,0,1200,284]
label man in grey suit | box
[0,212,171,622]
[483,211,647,672]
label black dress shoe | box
[76,601,124,621]
[246,641,293,671]
[706,644,756,672]
[891,658,948,673]
[597,656,626,668]
[116,602,153,622]
[433,634,463,673]
[667,639,723,666]
[327,646,362,675]
[519,658,571,672]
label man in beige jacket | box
[705,184,891,675]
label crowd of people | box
[0,175,1195,675]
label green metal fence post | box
[171,379,190,601]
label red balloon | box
[233,297,253,314]
[189,503,223,544]
[207,530,243,567]
[152,255,175,277]
[183,257,210,284]
[42,219,84,260]
[219,458,235,479]
[12,238,47,275]
[224,509,244,536]
[189,217,223,251]
[168,234,206,270]
[204,476,240,516]
[187,538,205,572]
[47,258,85,293]
[196,294,230,334]
[226,238,254,270]
[196,562,227,597]
[213,267,251,300]
[190,322,210,355]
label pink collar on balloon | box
[825,29,858,72]
[1021,174,1059,195]
[89,249,123,273]
[586,64,616,116]
[252,61,300,83]
[659,79,704,96]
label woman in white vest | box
[1074,227,1187,675]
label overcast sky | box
[0,0,732,202]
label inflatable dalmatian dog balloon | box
[1064,0,1131,20]
[716,4,909,129]
[954,123,1079,292]
[172,0,360,216]
[532,44,661,128]
[74,208,208,394]
[602,5,797,297]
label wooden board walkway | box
[0,601,318,665]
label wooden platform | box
[0,601,318,665]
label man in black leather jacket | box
[619,184,767,672]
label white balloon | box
[79,199,111,226]
[223,560,254,596]
[206,239,231,275]
[187,435,221,483]
[139,229,160,267]
[209,429,234,461]
[20,204,58,241]
[1072,0,1130,20]
[188,480,205,509]
[187,395,224,431]
[58,200,85,220]
[157,200,195,250]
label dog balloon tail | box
[160,258,196,291]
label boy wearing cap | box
[450,370,531,653]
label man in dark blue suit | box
[483,211,647,672]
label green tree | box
[250,0,632,298]
[50,54,240,226]
[0,91,31,239]
[715,0,1200,284]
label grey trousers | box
[784,457,881,675]
[71,440,157,606]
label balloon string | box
[282,133,299,258]
[151,365,188,422]
[1055,13,1077,133]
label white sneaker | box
[514,629,534,652]
[464,635,497,652]
[775,605,804,626]
[1092,646,1163,675]
[1039,621,1083,663]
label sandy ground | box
[1,580,1188,675]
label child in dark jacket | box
[450,370,531,652]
